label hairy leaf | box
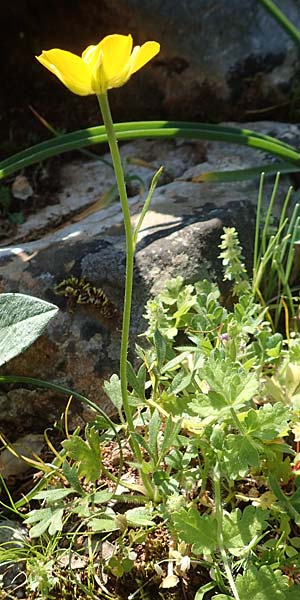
[124,507,156,527]
[235,565,299,599]
[172,507,218,554]
[223,506,269,555]
[62,426,101,483]
[103,374,122,414]
[90,513,119,532]
[0,293,58,366]
[244,403,289,440]
[223,435,259,478]
[25,506,64,538]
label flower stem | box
[214,460,240,600]
[97,93,154,499]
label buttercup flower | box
[36,34,160,95]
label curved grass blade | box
[182,162,300,183]
[1,121,300,180]
[257,0,300,47]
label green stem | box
[133,166,163,249]
[257,0,300,47]
[214,460,240,600]
[97,94,154,500]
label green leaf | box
[131,431,153,460]
[159,416,181,461]
[161,351,191,374]
[25,506,64,538]
[223,435,259,478]
[103,374,122,414]
[62,460,84,495]
[244,403,289,440]
[62,426,101,483]
[235,565,297,599]
[90,514,119,532]
[188,390,229,422]
[124,507,156,527]
[194,582,216,600]
[127,361,146,399]
[91,490,113,504]
[2,121,300,183]
[0,293,58,366]
[269,474,300,525]
[223,506,269,555]
[71,496,92,518]
[285,363,300,406]
[148,409,160,462]
[153,329,167,370]
[189,353,258,414]
[168,371,192,395]
[172,507,218,554]
[33,488,73,502]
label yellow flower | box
[36,34,160,96]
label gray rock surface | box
[0,121,298,437]
[109,0,300,120]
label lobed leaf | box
[172,507,218,554]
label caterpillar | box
[54,276,120,321]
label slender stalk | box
[261,171,280,256]
[97,93,133,429]
[257,0,300,47]
[97,93,154,499]
[133,166,163,249]
[253,172,264,277]
[214,460,240,600]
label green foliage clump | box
[1,227,300,600]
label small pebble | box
[11,175,33,200]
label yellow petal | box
[129,41,160,75]
[82,44,101,68]
[82,34,134,93]
[36,49,93,95]
[99,34,133,81]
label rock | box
[107,0,300,120]
[0,122,297,434]
[11,175,33,201]
[0,433,44,479]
